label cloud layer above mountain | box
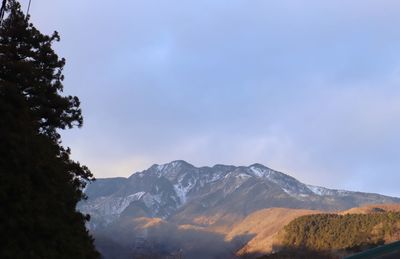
[25,0,400,196]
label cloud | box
[24,0,400,196]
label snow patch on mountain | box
[208,173,224,183]
[307,185,330,196]
[128,191,146,200]
[156,164,167,172]
[307,185,353,196]
[236,173,251,180]
[108,193,145,215]
[81,191,147,220]
[249,166,272,178]
[282,188,310,199]
[173,179,196,205]
[249,165,282,182]
[249,165,312,197]
[142,193,162,210]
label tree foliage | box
[281,212,400,253]
[0,1,99,258]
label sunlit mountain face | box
[79,161,400,258]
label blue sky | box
[24,0,400,196]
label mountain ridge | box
[79,160,400,258]
[80,160,400,230]
[93,160,383,197]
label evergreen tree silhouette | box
[0,1,99,258]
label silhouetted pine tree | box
[0,1,99,258]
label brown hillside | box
[340,203,400,215]
[225,208,322,256]
[231,204,400,257]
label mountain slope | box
[79,160,399,230]
[79,161,400,258]
[226,208,322,256]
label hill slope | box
[226,208,321,256]
[235,204,400,258]
[257,204,400,258]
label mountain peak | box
[249,163,266,168]
[155,160,193,168]
[169,160,193,167]
[148,160,194,172]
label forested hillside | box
[281,212,400,251]
[261,210,400,258]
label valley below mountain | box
[79,161,400,258]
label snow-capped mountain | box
[79,160,400,229]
